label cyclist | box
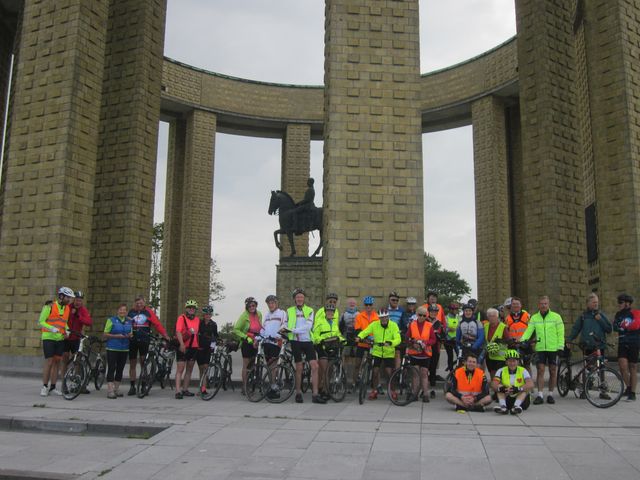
[456,303,485,363]
[197,305,218,395]
[313,303,345,400]
[353,296,379,391]
[127,295,168,396]
[445,352,492,412]
[260,294,287,398]
[491,349,533,414]
[339,297,359,392]
[444,303,460,372]
[233,296,263,394]
[506,297,533,372]
[567,293,612,356]
[175,299,200,399]
[506,297,529,330]
[400,297,418,334]
[39,287,75,396]
[357,310,400,400]
[484,307,510,378]
[427,304,445,399]
[385,291,405,369]
[520,295,564,405]
[62,290,93,392]
[282,288,326,404]
[406,306,436,402]
[103,303,133,399]
[613,293,640,401]
[422,291,445,323]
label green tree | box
[424,252,471,308]
[209,257,226,305]
[219,322,235,340]
[149,222,163,310]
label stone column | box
[0,1,108,357]
[515,0,586,319]
[323,0,424,303]
[89,0,167,324]
[582,1,640,314]
[472,96,512,306]
[281,124,311,257]
[161,110,216,332]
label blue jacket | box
[105,316,132,351]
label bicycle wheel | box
[326,359,347,402]
[264,363,295,404]
[63,359,87,400]
[245,361,267,402]
[164,355,174,390]
[301,361,311,393]
[388,366,420,406]
[136,356,157,398]
[200,363,222,401]
[557,360,571,397]
[358,361,370,405]
[93,356,106,391]
[584,366,624,408]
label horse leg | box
[311,228,322,257]
[288,232,296,257]
[274,230,282,251]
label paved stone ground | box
[0,373,639,480]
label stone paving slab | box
[1,374,639,479]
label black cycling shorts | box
[354,346,370,358]
[535,351,558,366]
[505,393,530,410]
[63,339,80,354]
[263,343,280,361]
[42,339,64,359]
[128,338,150,360]
[315,344,328,359]
[291,340,317,363]
[241,340,258,359]
[486,358,505,373]
[196,348,211,366]
[408,356,430,369]
[177,347,198,362]
[618,343,639,363]
[372,357,395,369]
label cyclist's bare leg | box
[61,351,71,378]
[129,358,138,383]
[42,357,54,386]
[182,360,195,391]
[295,361,303,393]
[394,350,401,370]
[630,362,638,392]
[419,366,429,395]
[619,357,630,387]
[241,357,252,390]
[548,364,558,392]
[536,363,546,394]
[309,359,319,395]
[175,361,185,392]
[353,357,362,386]
[318,358,328,394]
[371,366,380,393]
[49,356,61,387]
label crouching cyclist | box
[445,352,492,412]
[357,311,400,400]
[491,350,534,415]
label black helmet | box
[326,292,338,300]
[292,288,305,298]
[202,305,214,314]
[74,290,84,299]
[244,297,258,308]
[462,303,474,310]
[388,291,399,299]
[468,298,478,307]
[618,293,634,304]
[428,304,440,313]
[265,294,278,303]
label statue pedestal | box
[276,257,323,309]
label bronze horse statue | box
[268,190,323,257]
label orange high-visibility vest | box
[454,367,484,395]
[406,320,433,357]
[42,302,69,334]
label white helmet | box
[406,297,417,304]
[58,286,75,298]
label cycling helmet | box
[378,309,389,318]
[245,296,258,307]
[406,297,417,304]
[292,288,305,298]
[486,342,500,355]
[462,303,474,310]
[202,305,214,314]
[324,303,336,311]
[58,287,75,298]
[428,304,440,313]
[326,292,338,300]
[185,299,198,309]
[503,297,513,307]
[74,290,84,299]
[265,294,278,303]
[363,296,375,305]
[388,291,399,299]
[504,349,520,359]
[468,298,478,307]
[618,293,634,304]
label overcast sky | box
[155,0,516,324]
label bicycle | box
[62,332,106,400]
[322,338,347,402]
[557,335,624,408]
[442,341,480,395]
[354,339,383,405]
[200,339,237,401]
[388,353,421,406]
[136,333,176,398]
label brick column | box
[0,1,108,356]
[89,0,167,325]
[161,110,216,332]
[472,96,511,306]
[515,0,586,319]
[582,1,640,314]
[281,124,311,257]
[0,7,17,159]
[323,0,424,303]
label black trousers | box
[428,346,440,387]
[107,350,128,382]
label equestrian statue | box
[268,178,323,257]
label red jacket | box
[68,305,92,340]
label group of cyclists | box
[38,285,640,412]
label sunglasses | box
[417,314,427,317]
